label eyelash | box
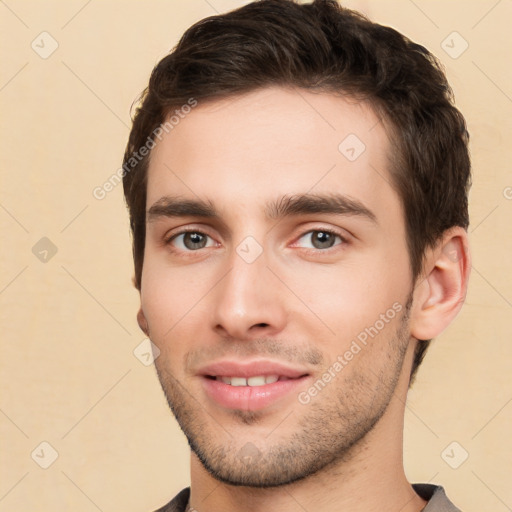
[293,228,348,251]
[164,227,349,254]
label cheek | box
[280,251,408,339]
[141,261,194,337]
[140,252,223,351]
[141,277,194,370]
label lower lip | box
[201,376,309,411]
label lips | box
[198,360,308,379]
[215,375,280,386]
[198,360,310,411]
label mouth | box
[198,360,311,411]
[205,375,299,386]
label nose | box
[210,248,287,341]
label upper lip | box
[197,359,310,379]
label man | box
[122,1,471,510]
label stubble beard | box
[154,297,412,488]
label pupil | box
[185,232,206,249]
[313,231,334,249]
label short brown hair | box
[123,0,471,381]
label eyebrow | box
[147,193,377,225]
[267,193,377,224]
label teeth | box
[215,375,280,386]
[247,376,266,386]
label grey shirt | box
[154,484,462,511]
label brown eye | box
[184,232,207,249]
[170,231,214,250]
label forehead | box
[146,87,400,223]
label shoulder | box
[152,487,190,512]
[151,485,462,512]
[413,483,462,512]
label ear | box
[410,227,471,340]
[137,307,150,337]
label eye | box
[168,231,216,251]
[295,230,344,250]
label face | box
[140,87,415,487]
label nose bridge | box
[211,241,285,338]
[232,246,268,302]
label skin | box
[137,87,471,512]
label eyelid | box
[163,227,220,253]
[164,225,216,243]
[290,226,351,248]
[162,224,351,252]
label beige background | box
[0,0,511,510]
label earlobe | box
[137,308,150,336]
[410,227,471,341]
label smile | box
[198,360,311,411]
[211,375,290,386]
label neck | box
[188,410,425,511]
